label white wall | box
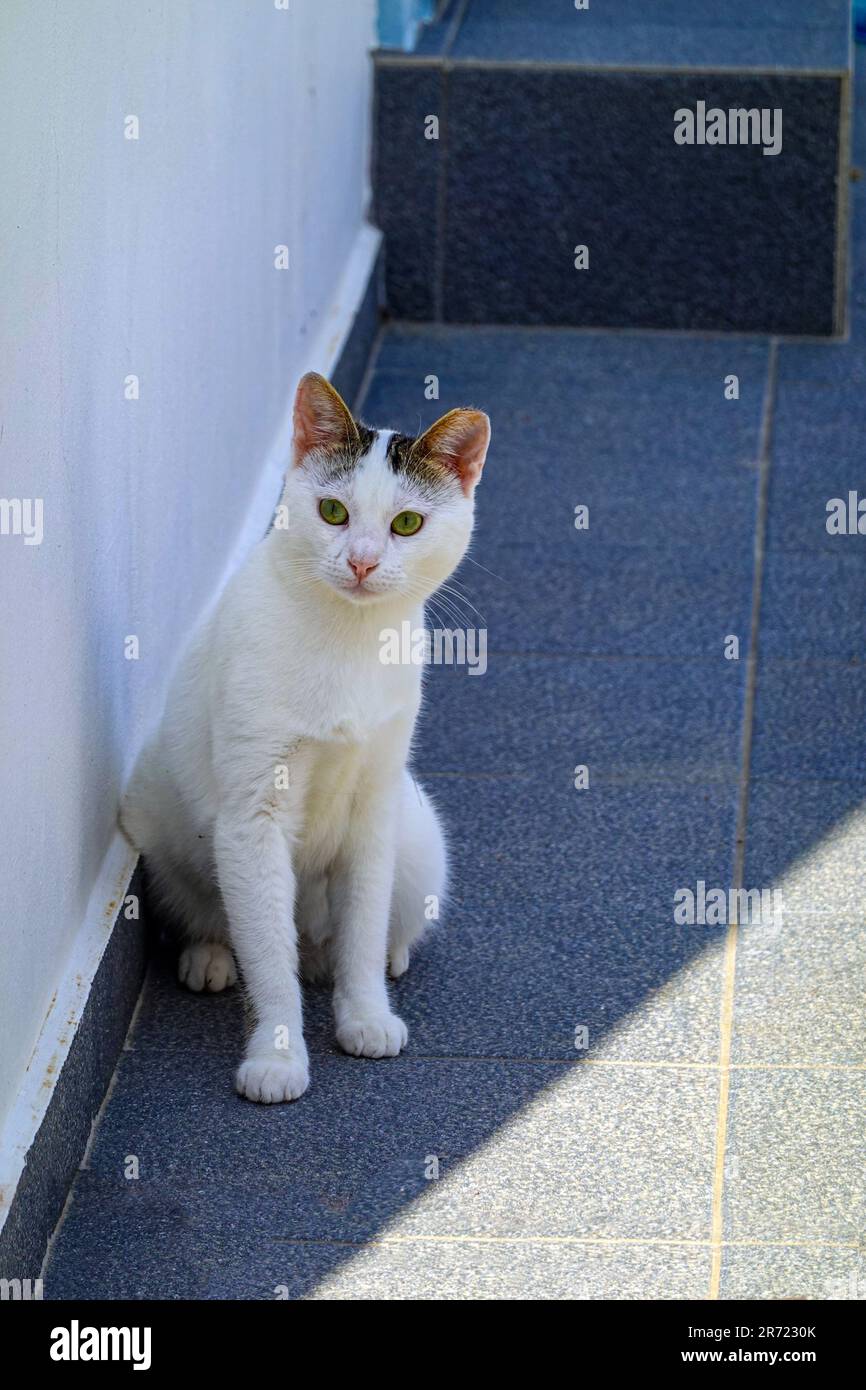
[0,0,376,1133]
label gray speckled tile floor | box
[41,35,866,1307]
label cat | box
[121,372,491,1103]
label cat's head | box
[282,372,490,606]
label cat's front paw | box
[336,1012,408,1059]
[178,942,237,993]
[235,1054,310,1104]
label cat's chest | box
[297,731,397,861]
[302,740,366,822]
[296,654,421,745]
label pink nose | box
[348,557,379,583]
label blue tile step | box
[374,1,851,334]
[447,0,852,70]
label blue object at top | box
[379,0,436,50]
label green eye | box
[391,510,424,536]
[319,497,348,525]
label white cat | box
[121,372,491,1103]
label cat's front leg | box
[214,809,309,1102]
[330,781,407,1059]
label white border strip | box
[0,832,138,1231]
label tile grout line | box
[374,54,848,80]
[266,1235,861,1251]
[381,317,844,345]
[708,338,779,1300]
[834,67,853,335]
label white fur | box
[122,386,488,1103]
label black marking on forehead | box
[354,422,377,456]
[313,420,377,484]
[386,432,414,468]
[311,421,457,499]
[386,430,455,496]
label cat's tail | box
[388,772,447,978]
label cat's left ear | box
[292,372,359,465]
[414,408,491,496]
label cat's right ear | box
[292,372,359,465]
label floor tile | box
[731,911,866,1065]
[720,1245,866,1302]
[415,654,745,783]
[765,385,866,556]
[374,322,771,386]
[758,553,866,663]
[433,542,754,660]
[750,663,866,781]
[291,1238,712,1302]
[743,777,866,922]
[724,1070,866,1244]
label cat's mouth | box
[339,578,386,602]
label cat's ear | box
[414,408,491,495]
[292,372,359,464]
